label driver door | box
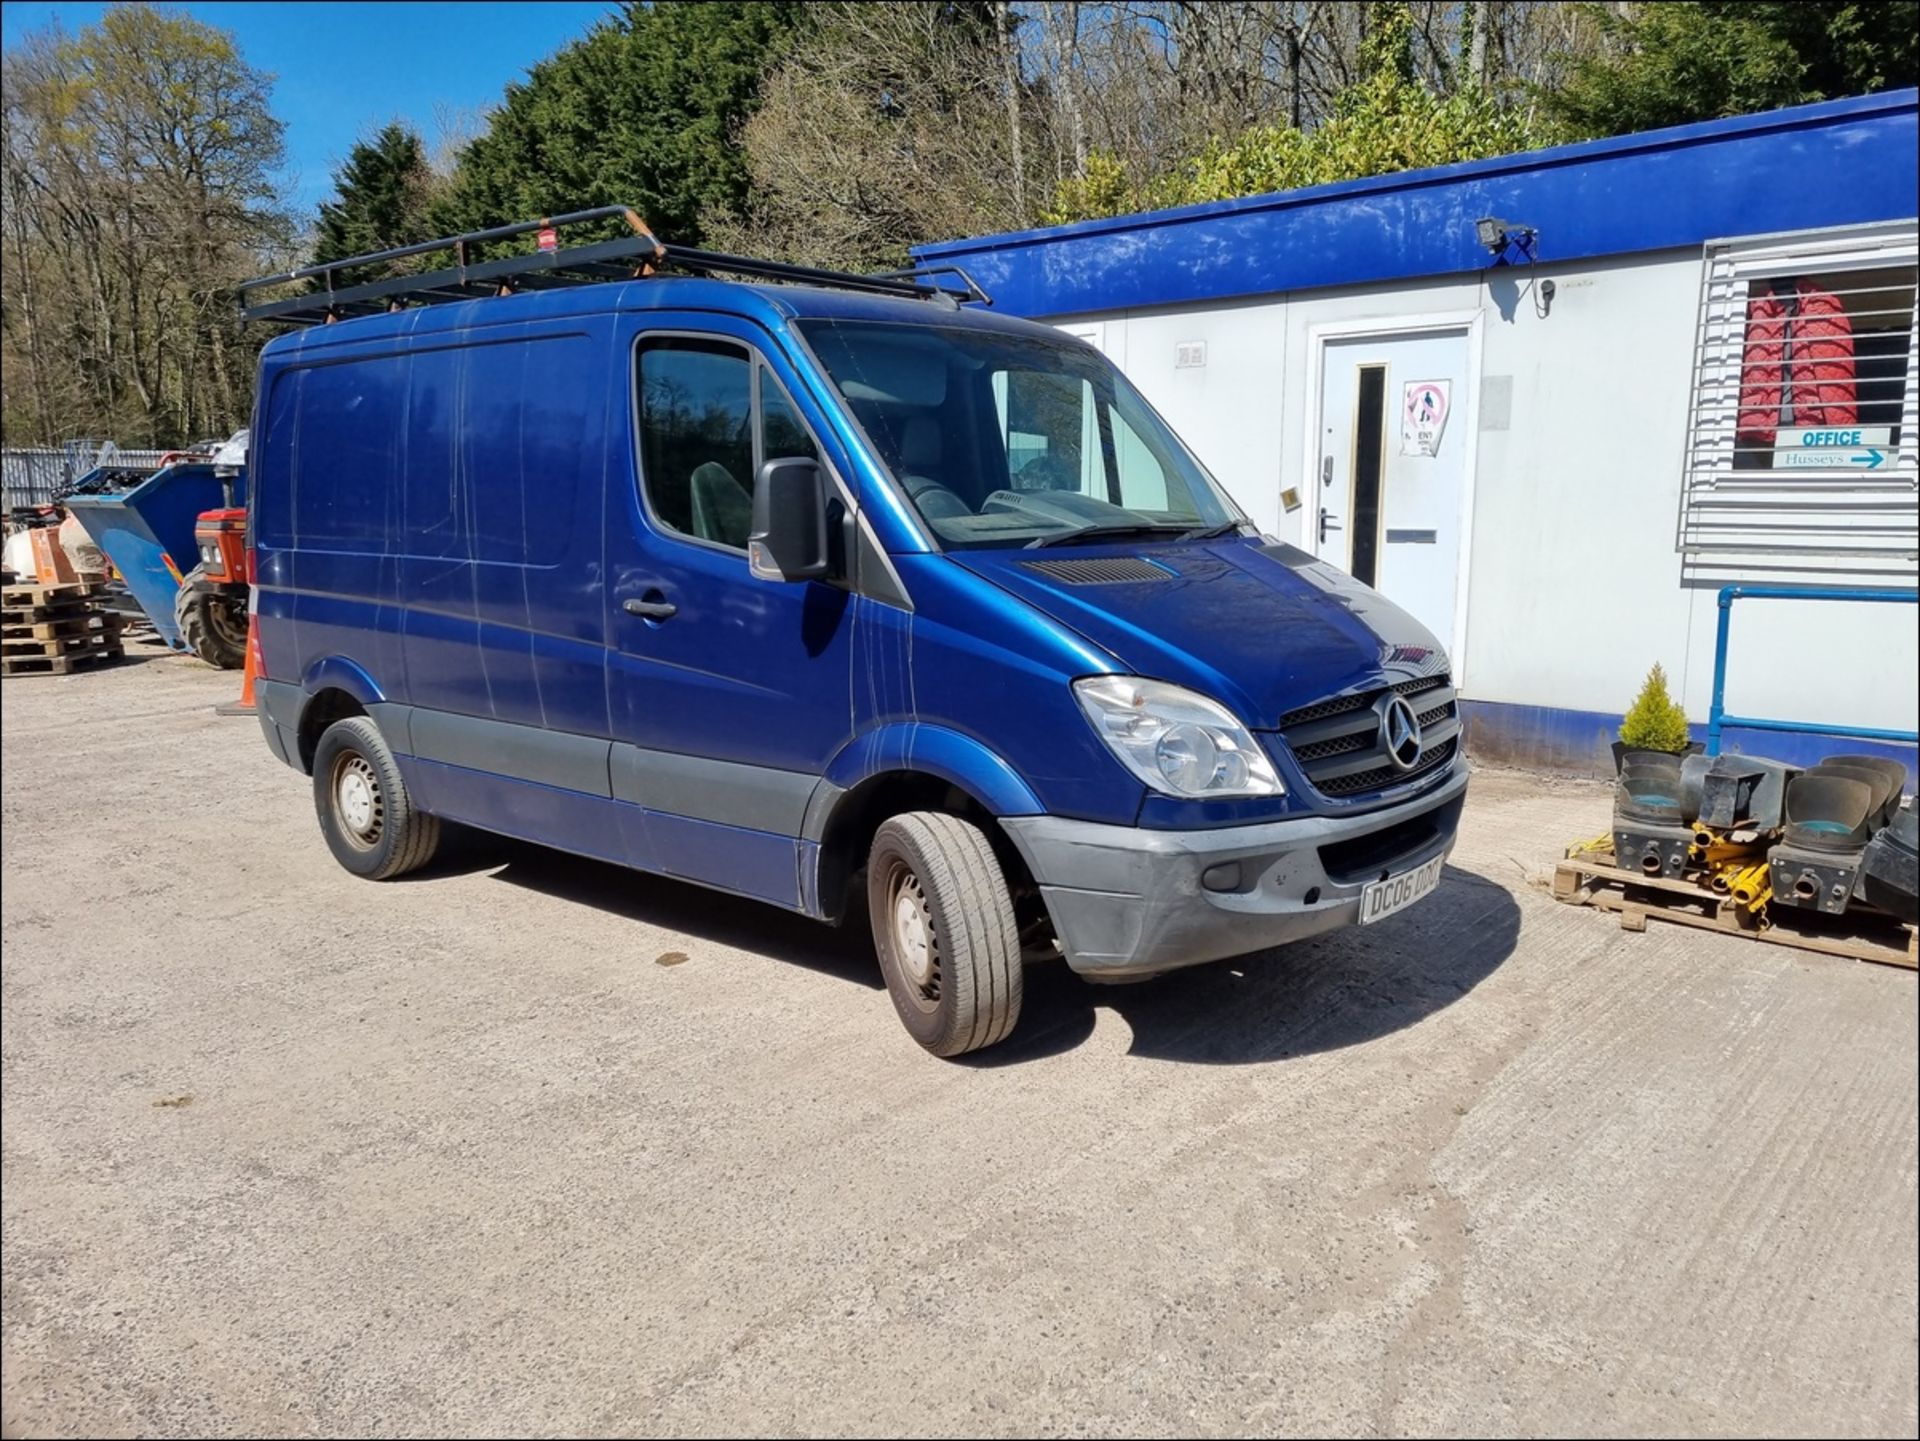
[604,315,857,909]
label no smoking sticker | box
[1402,380,1451,457]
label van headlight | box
[1073,676,1284,798]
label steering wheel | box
[1015,453,1077,493]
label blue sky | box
[0,1,621,212]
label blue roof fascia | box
[914,89,1920,318]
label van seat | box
[690,461,752,548]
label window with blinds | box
[1676,221,1919,584]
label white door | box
[1315,328,1472,654]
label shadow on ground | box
[995,865,1522,1066]
[416,830,883,991]
[416,831,1520,1067]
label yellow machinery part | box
[1729,863,1772,909]
[1693,823,1766,868]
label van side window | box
[638,338,755,549]
[758,367,819,467]
[636,340,824,552]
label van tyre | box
[172,563,247,670]
[868,812,1023,1057]
[313,717,442,880]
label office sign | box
[1773,426,1893,471]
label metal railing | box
[239,204,990,327]
[1707,584,1920,753]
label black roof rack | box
[239,205,991,326]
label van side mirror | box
[749,457,830,582]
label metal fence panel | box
[2,446,173,511]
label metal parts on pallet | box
[1613,752,1696,879]
[1697,756,1795,831]
[1615,821,1697,879]
[1766,755,1920,913]
[1769,756,1911,917]
[1859,807,1919,924]
[1612,746,1915,925]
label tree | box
[724,2,1612,261]
[709,2,1018,270]
[1619,663,1692,754]
[438,1,804,245]
[1048,4,1550,223]
[313,123,439,273]
[1548,1,1919,139]
[1,4,294,445]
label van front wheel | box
[312,716,442,880]
[868,813,1023,1057]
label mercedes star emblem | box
[1381,695,1423,771]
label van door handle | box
[623,597,677,620]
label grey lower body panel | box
[253,679,413,776]
[1002,767,1469,979]
[252,680,823,840]
[256,678,303,770]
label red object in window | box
[1735,278,1858,448]
[536,225,558,252]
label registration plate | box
[1359,855,1445,925]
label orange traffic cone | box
[214,614,260,716]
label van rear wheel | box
[313,716,442,880]
[868,813,1022,1057]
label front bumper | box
[1002,766,1468,979]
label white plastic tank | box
[3,528,38,579]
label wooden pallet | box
[1552,851,1917,970]
[1,629,122,659]
[0,593,106,626]
[0,610,123,642]
[0,646,124,677]
[0,581,124,677]
[0,581,109,608]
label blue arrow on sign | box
[1850,448,1885,469]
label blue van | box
[242,210,1466,1056]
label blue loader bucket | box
[63,461,246,652]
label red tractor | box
[175,431,251,669]
[181,504,250,668]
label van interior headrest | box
[837,343,948,408]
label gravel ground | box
[3,649,1915,1438]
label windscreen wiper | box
[1179,521,1247,541]
[1025,522,1191,549]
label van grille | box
[1275,674,1461,800]
[1021,556,1173,585]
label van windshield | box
[797,319,1244,550]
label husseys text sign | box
[1772,425,1893,470]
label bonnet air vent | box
[1021,556,1174,585]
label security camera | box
[1475,217,1540,264]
